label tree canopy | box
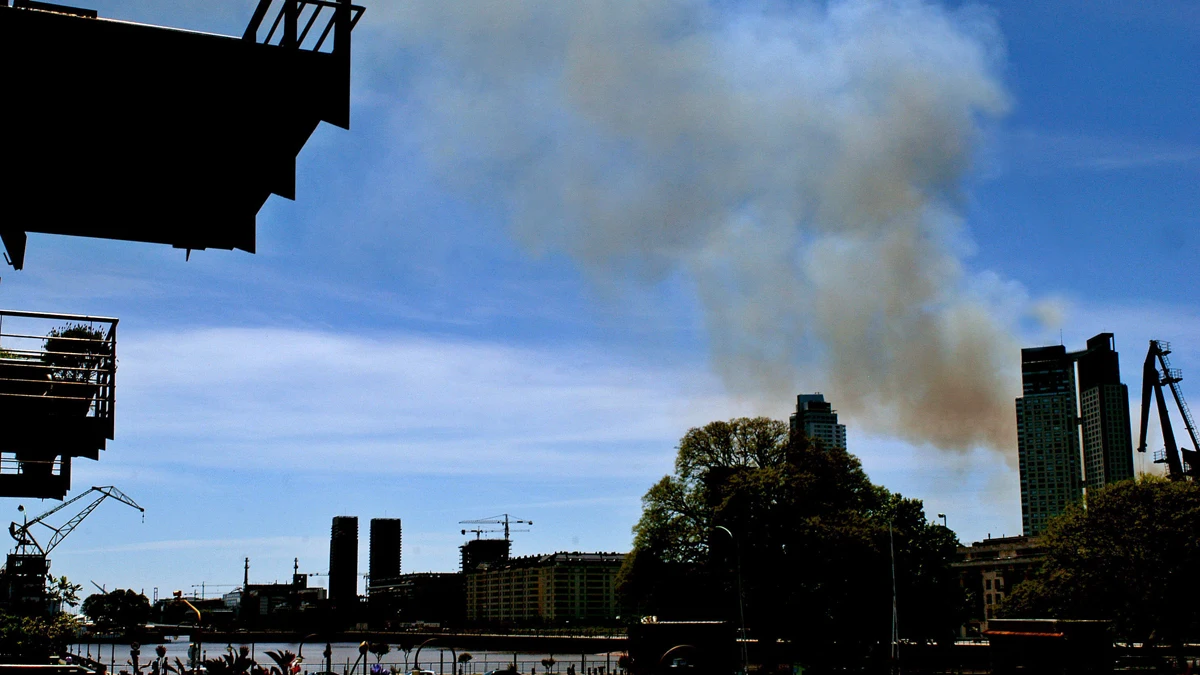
[1001,476,1200,648]
[81,588,151,634]
[619,417,964,670]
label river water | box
[68,642,627,675]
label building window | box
[985,579,992,590]
[986,594,992,605]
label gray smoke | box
[376,0,1038,455]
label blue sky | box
[3,0,1197,600]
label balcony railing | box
[0,309,117,425]
[244,0,364,54]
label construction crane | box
[9,485,144,556]
[1137,340,1200,480]
[461,527,506,540]
[459,514,532,542]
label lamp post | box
[937,513,947,528]
[714,526,748,675]
[172,590,202,672]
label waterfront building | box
[789,393,847,450]
[329,516,358,606]
[464,551,625,626]
[1076,334,1135,489]
[369,518,402,584]
[369,572,465,627]
[1016,346,1084,536]
[953,535,1045,633]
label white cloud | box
[114,326,744,477]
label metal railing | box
[0,309,117,422]
[0,452,64,477]
[244,0,364,54]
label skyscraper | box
[1076,333,1135,489]
[369,518,402,585]
[1016,346,1083,536]
[789,393,847,450]
[329,516,358,605]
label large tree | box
[81,588,151,635]
[619,417,964,670]
[1001,476,1200,652]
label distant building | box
[953,535,1045,633]
[369,572,465,627]
[369,518,402,584]
[329,516,358,606]
[789,393,846,450]
[465,552,625,626]
[1016,334,1136,536]
[461,538,511,573]
[1017,346,1084,536]
[1076,334,1135,489]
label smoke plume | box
[378,0,1031,455]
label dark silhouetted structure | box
[1077,333,1134,488]
[0,310,118,498]
[1137,339,1200,479]
[369,518,402,585]
[0,0,363,269]
[1016,345,1083,536]
[369,572,464,628]
[328,516,358,610]
[367,517,402,627]
[461,538,510,573]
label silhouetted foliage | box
[264,649,299,675]
[204,645,256,675]
[619,417,965,671]
[43,324,110,383]
[0,610,80,661]
[82,588,151,634]
[1000,476,1200,650]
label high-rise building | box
[1076,334,1135,489]
[1016,335,1136,536]
[329,516,358,605]
[369,518,402,585]
[789,393,846,450]
[1016,346,1084,536]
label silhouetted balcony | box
[0,0,364,269]
[0,310,118,499]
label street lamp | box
[714,526,748,675]
[172,590,202,671]
[937,513,947,528]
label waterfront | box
[69,642,627,675]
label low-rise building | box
[465,551,625,626]
[952,535,1045,634]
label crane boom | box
[9,485,144,555]
[458,514,532,541]
[1138,341,1200,479]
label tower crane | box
[459,514,532,542]
[1137,340,1200,480]
[9,485,143,556]
[461,527,507,539]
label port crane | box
[459,514,532,542]
[1137,340,1200,480]
[9,485,144,556]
